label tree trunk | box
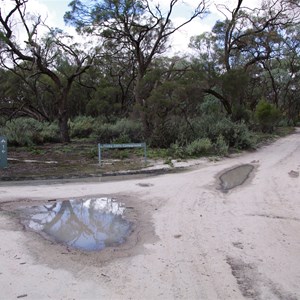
[133,72,151,139]
[58,93,70,143]
[58,112,70,143]
[203,88,233,114]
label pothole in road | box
[219,164,254,191]
[15,197,133,251]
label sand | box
[0,130,300,299]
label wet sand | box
[0,130,300,299]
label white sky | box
[3,0,263,55]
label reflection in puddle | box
[18,198,133,251]
[219,164,254,191]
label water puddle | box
[16,197,133,251]
[219,164,254,191]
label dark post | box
[0,137,7,169]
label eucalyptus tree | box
[260,24,300,121]
[0,67,54,121]
[135,55,202,146]
[65,0,208,136]
[85,50,137,120]
[189,0,300,115]
[0,0,95,142]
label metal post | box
[0,136,7,169]
[98,144,102,165]
[143,142,147,165]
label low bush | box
[169,142,186,159]
[70,116,95,138]
[214,135,229,156]
[1,118,43,146]
[148,121,179,148]
[0,118,60,146]
[93,118,143,143]
[255,100,281,133]
[186,138,213,156]
[41,122,60,143]
[192,116,255,150]
[231,121,256,149]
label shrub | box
[111,133,131,144]
[214,118,236,145]
[255,100,281,133]
[113,119,143,142]
[205,118,254,150]
[169,142,186,159]
[232,121,256,149]
[0,118,60,146]
[1,118,43,146]
[232,105,251,123]
[186,138,212,156]
[93,118,143,143]
[277,118,295,127]
[0,117,6,127]
[40,122,60,143]
[70,116,95,138]
[214,135,229,156]
[148,119,180,148]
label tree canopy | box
[1,0,300,148]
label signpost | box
[0,136,7,169]
[98,142,147,165]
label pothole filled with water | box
[16,197,133,251]
[219,164,254,191]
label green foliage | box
[192,117,254,150]
[86,148,98,159]
[26,146,45,155]
[255,100,281,133]
[111,133,131,144]
[199,97,223,115]
[214,119,255,149]
[186,138,213,156]
[148,117,182,148]
[93,118,143,143]
[40,122,60,143]
[142,97,257,152]
[0,117,6,127]
[164,157,174,167]
[275,126,295,136]
[277,118,290,127]
[1,118,39,146]
[147,148,169,159]
[2,118,42,146]
[232,105,251,123]
[112,149,130,160]
[214,135,229,156]
[86,85,122,119]
[221,69,249,100]
[0,118,59,146]
[70,116,95,138]
[169,142,186,159]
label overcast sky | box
[3,0,263,54]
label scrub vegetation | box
[0,0,299,161]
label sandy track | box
[0,130,300,299]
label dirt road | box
[0,130,300,300]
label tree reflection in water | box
[20,198,133,251]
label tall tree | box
[0,0,95,142]
[260,24,300,121]
[190,0,300,115]
[65,0,208,136]
[0,67,54,121]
